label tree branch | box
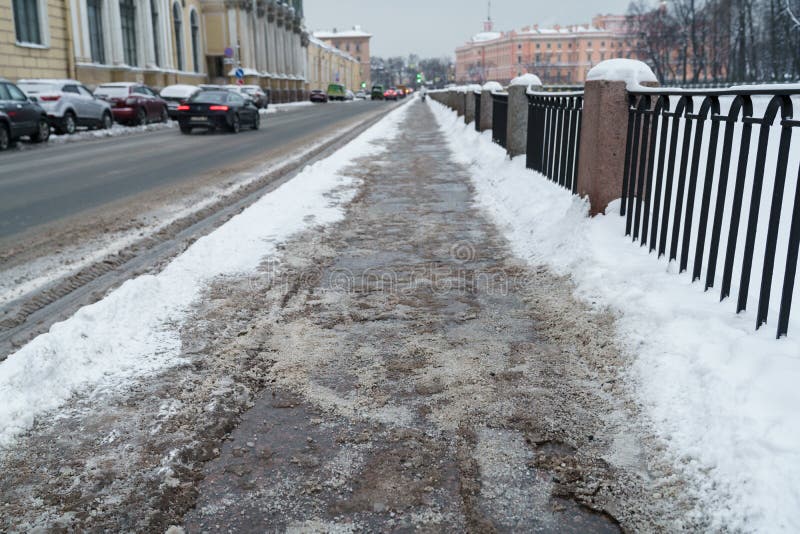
[786,0,800,29]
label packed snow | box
[429,99,800,533]
[0,102,411,449]
[510,74,543,88]
[586,59,658,90]
[482,81,504,92]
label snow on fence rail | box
[623,87,800,338]
[525,90,584,193]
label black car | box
[176,90,259,134]
[309,89,328,103]
[0,78,50,150]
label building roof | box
[314,25,372,39]
[471,31,503,43]
[308,35,360,63]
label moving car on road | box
[345,90,355,101]
[160,84,201,120]
[371,85,385,100]
[355,90,368,100]
[327,83,346,101]
[309,89,328,103]
[0,78,50,150]
[383,87,399,101]
[17,79,113,134]
[224,85,270,109]
[94,83,169,126]
[176,90,259,134]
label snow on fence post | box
[480,81,502,132]
[576,60,658,216]
[507,74,543,158]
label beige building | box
[456,15,644,85]
[306,35,358,92]
[1,0,309,101]
[313,25,371,88]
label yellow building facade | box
[306,35,358,93]
[0,0,309,101]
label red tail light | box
[209,105,229,111]
[39,95,61,102]
[177,105,190,111]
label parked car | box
[397,85,408,98]
[176,90,259,134]
[384,88,399,101]
[355,90,368,100]
[160,84,201,120]
[239,85,270,109]
[345,90,355,101]
[94,83,169,126]
[371,85,385,100]
[0,78,50,150]
[17,79,113,134]
[327,83,346,101]
[310,89,328,103]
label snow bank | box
[586,58,658,90]
[482,81,504,92]
[510,74,543,88]
[0,103,411,449]
[260,101,315,115]
[429,99,800,533]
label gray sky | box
[304,0,634,59]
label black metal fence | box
[474,92,482,132]
[491,92,509,148]
[525,91,584,193]
[622,87,800,338]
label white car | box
[355,90,368,100]
[17,78,113,134]
[224,85,269,109]
[345,90,355,101]
[160,84,201,119]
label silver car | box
[17,79,113,134]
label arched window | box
[120,0,138,66]
[190,10,200,73]
[173,2,184,71]
[150,0,160,66]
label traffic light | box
[361,81,367,89]
[416,72,423,83]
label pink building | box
[455,15,644,85]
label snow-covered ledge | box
[576,59,660,215]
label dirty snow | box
[0,103,411,449]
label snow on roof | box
[510,73,543,87]
[160,84,200,97]
[308,36,359,62]
[17,78,81,85]
[586,59,657,89]
[314,25,372,39]
[472,31,502,43]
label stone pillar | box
[576,61,657,215]
[455,90,465,116]
[506,80,542,158]
[465,88,477,124]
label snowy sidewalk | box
[3,101,698,531]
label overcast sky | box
[304,0,635,59]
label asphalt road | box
[0,100,389,239]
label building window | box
[601,41,605,47]
[120,0,138,66]
[557,42,562,49]
[517,55,521,64]
[12,0,43,45]
[536,43,540,49]
[151,0,160,66]
[173,2,184,71]
[546,43,551,49]
[190,10,200,73]
[87,0,105,63]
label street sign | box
[224,47,234,58]
[224,58,234,65]
[237,79,244,85]
[235,67,245,79]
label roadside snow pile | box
[586,59,658,89]
[0,103,410,449]
[429,100,800,533]
[48,121,177,145]
[261,101,315,115]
